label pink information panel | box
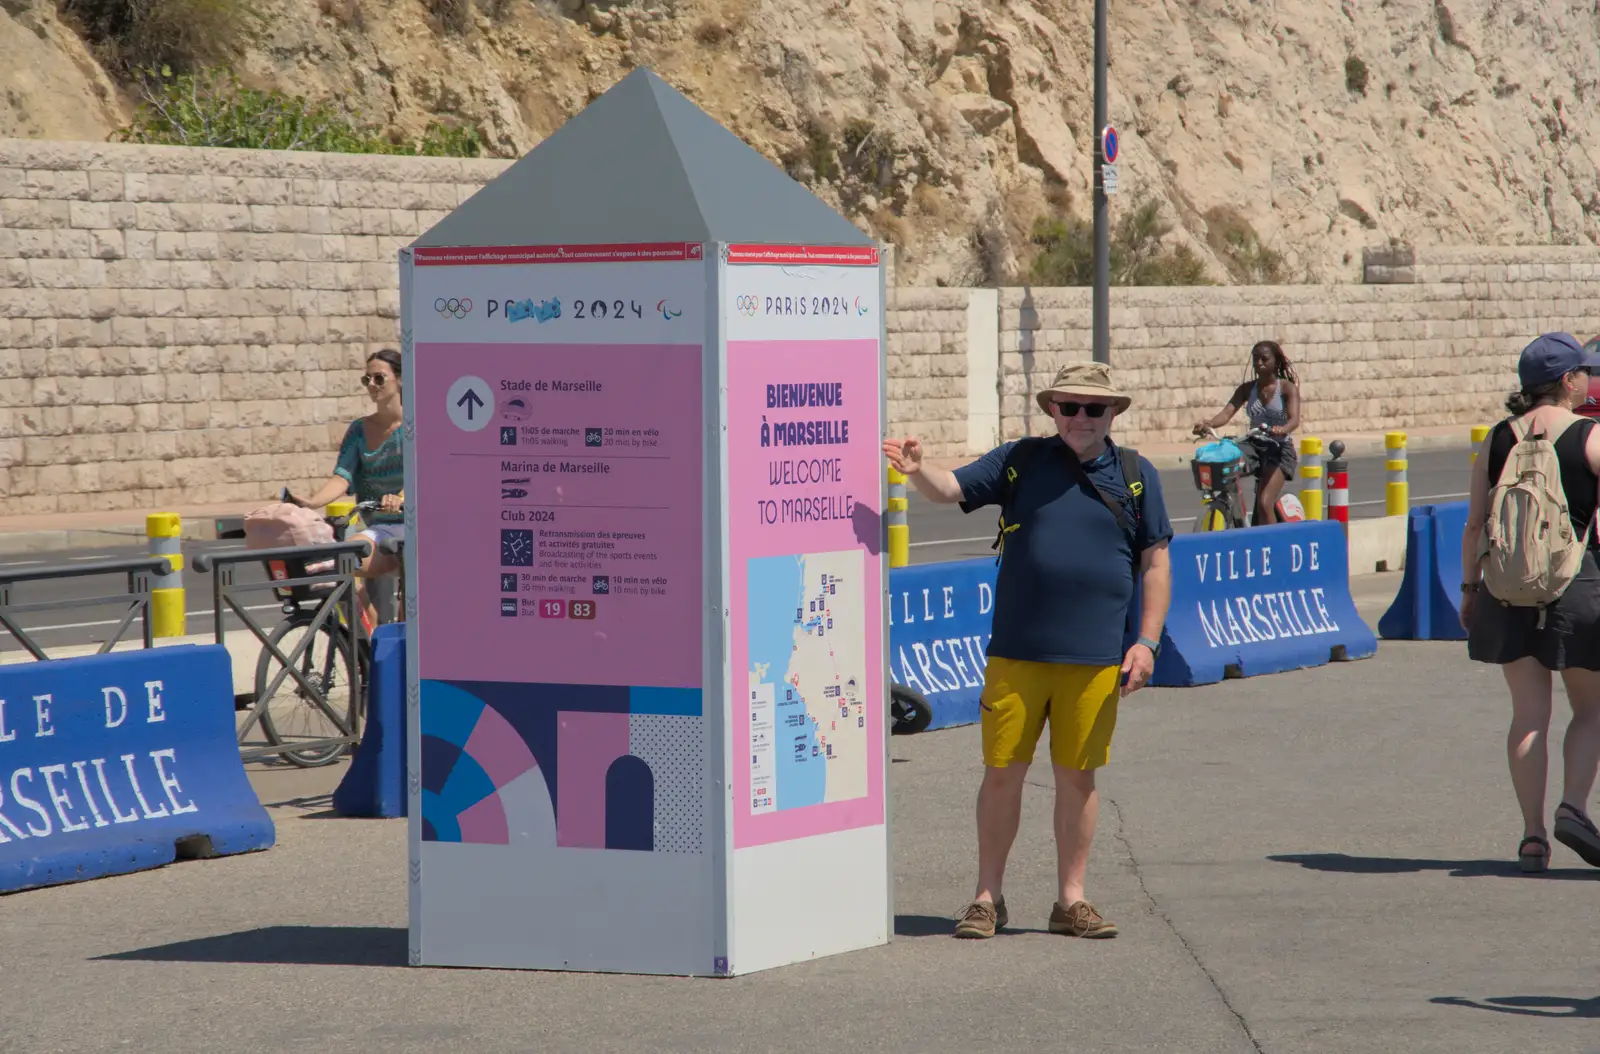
[723,245,886,849]
[409,245,706,689]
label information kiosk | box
[399,69,890,976]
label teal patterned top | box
[333,418,404,524]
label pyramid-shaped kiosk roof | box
[413,69,873,248]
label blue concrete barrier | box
[885,520,1378,724]
[0,645,274,894]
[332,623,408,818]
[1143,520,1377,685]
[888,558,996,731]
[1378,501,1469,641]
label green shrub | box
[60,0,262,73]
[112,68,484,156]
[425,0,472,33]
[840,118,896,188]
[1028,199,1210,286]
[1203,206,1285,284]
[803,122,838,183]
[1345,55,1369,95]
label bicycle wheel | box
[256,613,360,768]
[890,683,934,735]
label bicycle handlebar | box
[278,487,397,518]
[1196,424,1277,443]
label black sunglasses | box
[360,374,389,388]
[1052,400,1109,418]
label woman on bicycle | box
[293,348,405,626]
[1191,340,1301,526]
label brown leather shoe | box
[953,896,1008,938]
[1049,900,1118,938]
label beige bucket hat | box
[1034,361,1132,415]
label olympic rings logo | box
[735,295,760,316]
[434,297,473,319]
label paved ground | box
[3,575,1596,1053]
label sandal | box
[1518,835,1550,874]
[1554,804,1600,868]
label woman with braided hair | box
[1191,340,1302,526]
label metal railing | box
[0,556,173,660]
[194,539,371,764]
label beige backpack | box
[1478,415,1590,621]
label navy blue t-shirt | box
[955,436,1173,666]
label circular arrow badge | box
[446,375,493,432]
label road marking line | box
[1348,492,1468,507]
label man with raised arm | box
[883,361,1172,939]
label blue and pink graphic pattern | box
[420,681,703,853]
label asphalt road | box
[907,447,1468,565]
[0,539,276,656]
[0,448,1465,651]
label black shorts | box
[1469,549,1600,671]
[1255,441,1297,483]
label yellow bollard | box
[1385,431,1409,516]
[146,512,185,638]
[1298,437,1323,520]
[1469,424,1490,465]
[886,465,910,568]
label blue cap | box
[1518,332,1600,388]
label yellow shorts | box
[979,657,1120,770]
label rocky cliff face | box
[5,0,1599,285]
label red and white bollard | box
[1326,440,1348,533]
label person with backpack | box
[1463,332,1600,874]
[882,361,1173,939]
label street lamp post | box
[1091,0,1109,365]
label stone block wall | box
[996,262,1600,449]
[885,287,970,455]
[0,139,512,514]
[3,138,1598,512]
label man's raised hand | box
[882,437,924,475]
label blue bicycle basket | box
[1194,439,1243,463]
